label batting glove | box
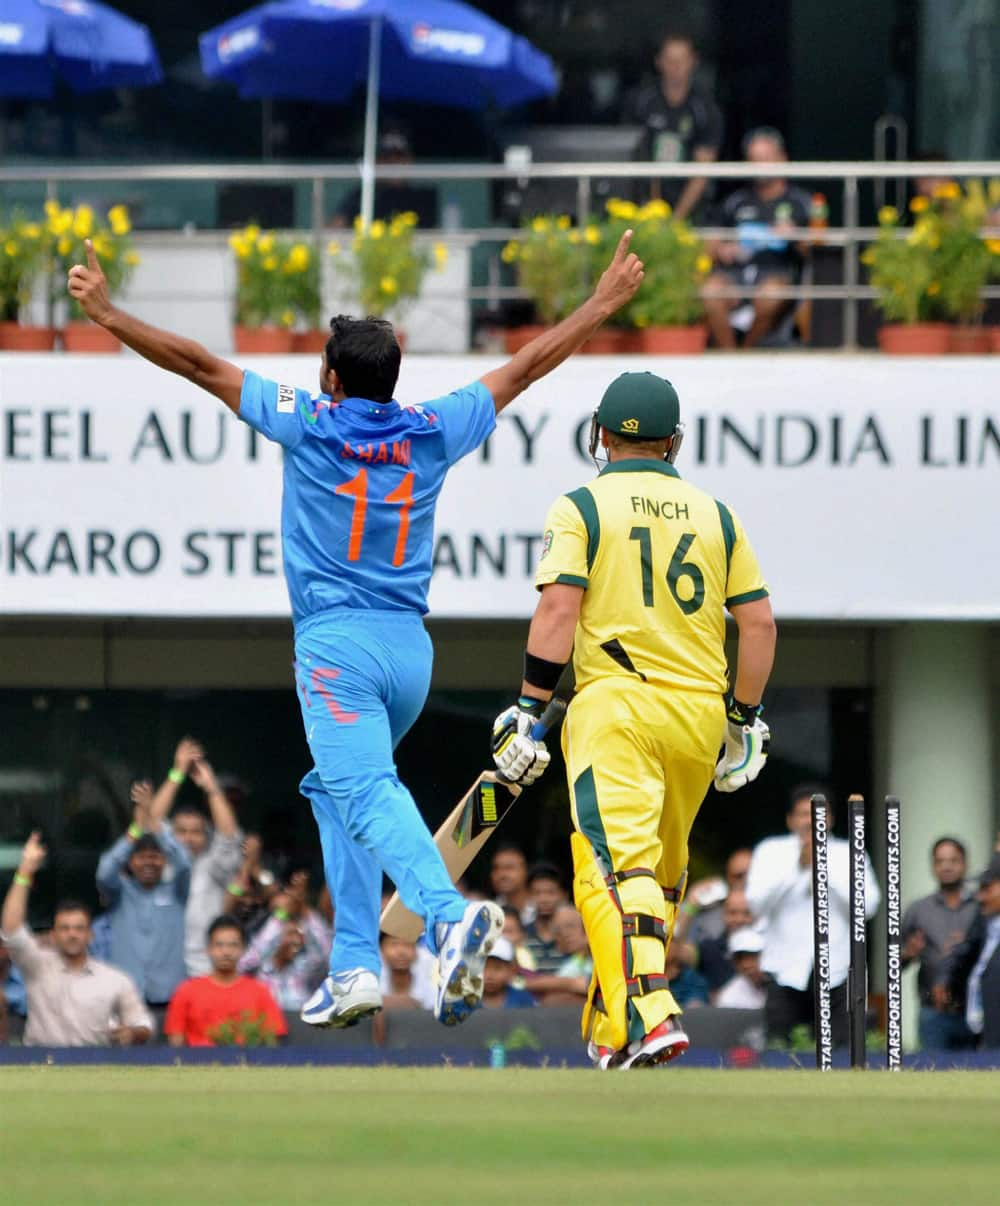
[492,697,551,786]
[714,695,770,793]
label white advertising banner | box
[1,354,998,620]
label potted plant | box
[229,225,298,353]
[0,211,54,350]
[330,212,446,350]
[930,179,1000,353]
[603,198,712,353]
[862,202,950,354]
[501,215,599,352]
[49,202,139,352]
[282,239,327,353]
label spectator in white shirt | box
[746,785,880,1046]
[715,928,767,1010]
[149,738,243,976]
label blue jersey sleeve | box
[421,380,496,466]
[238,370,312,450]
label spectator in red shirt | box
[165,916,287,1047]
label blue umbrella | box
[199,0,558,223]
[0,0,162,97]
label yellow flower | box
[606,198,638,220]
[986,239,1000,256]
[327,240,341,256]
[380,275,398,295]
[932,181,960,201]
[531,216,550,233]
[257,234,275,254]
[677,226,696,245]
[433,242,448,268]
[4,240,18,257]
[229,233,250,259]
[878,205,899,226]
[280,309,296,328]
[353,215,366,233]
[369,220,386,240]
[125,251,141,266]
[927,281,941,295]
[92,235,113,258]
[286,243,310,272]
[909,195,929,213]
[107,204,131,235]
[399,211,418,227]
[262,255,278,271]
[695,253,713,275]
[22,223,41,239]
[57,236,73,256]
[860,248,876,265]
[72,205,94,239]
[556,215,571,230]
[568,230,581,245]
[583,226,600,245]
[244,224,261,243]
[44,199,61,220]
[47,209,73,236]
[500,241,519,263]
[639,199,671,221]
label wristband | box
[725,692,761,726]
[127,822,143,841]
[516,694,546,717]
[227,882,245,897]
[523,650,567,694]
[13,872,32,888]
[167,768,186,785]
[273,907,290,922]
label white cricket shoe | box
[617,1016,689,1070]
[433,901,504,1026]
[300,968,382,1029]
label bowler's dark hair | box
[932,836,967,860]
[207,915,245,945]
[53,899,93,923]
[325,315,401,404]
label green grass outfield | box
[2,1067,998,1205]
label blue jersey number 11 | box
[335,468,415,567]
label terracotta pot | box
[291,329,329,354]
[637,324,709,354]
[581,329,629,354]
[233,325,294,354]
[876,323,951,355]
[0,322,58,351]
[505,324,547,354]
[991,327,1000,354]
[61,322,122,353]
[948,326,992,355]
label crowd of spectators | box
[2,743,999,1052]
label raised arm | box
[67,240,244,414]
[1,832,47,941]
[150,738,205,828]
[189,758,240,841]
[480,229,644,414]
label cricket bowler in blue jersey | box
[69,231,645,1027]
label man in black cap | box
[96,781,191,1011]
[940,852,1000,1048]
[491,371,776,1069]
[331,129,437,229]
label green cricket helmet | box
[588,371,685,465]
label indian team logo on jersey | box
[276,383,296,414]
[621,417,640,433]
[541,529,554,559]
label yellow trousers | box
[562,677,725,1051]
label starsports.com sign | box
[1,356,997,620]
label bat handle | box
[530,696,567,740]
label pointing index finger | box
[85,238,99,271]
[613,228,634,262]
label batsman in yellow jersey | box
[492,372,777,1069]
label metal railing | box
[2,159,998,350]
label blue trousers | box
[294,609,466,977]
[918,1005,976,1051]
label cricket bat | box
[379,697,567,942]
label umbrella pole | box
[262,97,274,161]
[360,16,382,230]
